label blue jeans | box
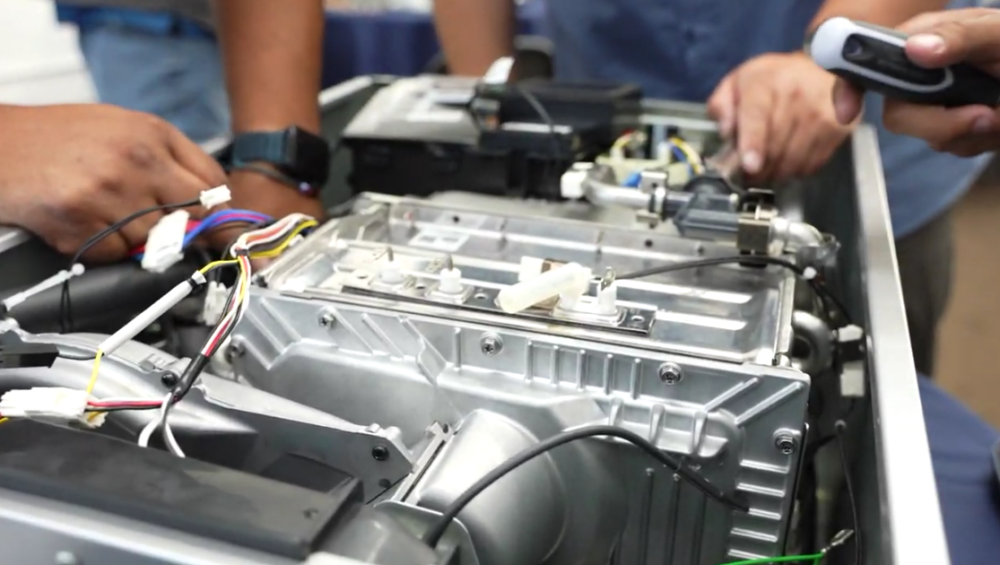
[77,24,230,144]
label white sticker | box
[408,229,469,252]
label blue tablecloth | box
[321,4,547,88]
[921,376,1000,564]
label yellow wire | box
[670,136,705,173]
[85,349,104,395]
[248,220,318,259]
[199,259,240,275]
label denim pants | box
[77,24,230,144]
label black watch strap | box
[224,126,331,191]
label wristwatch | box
[218,126,331,195]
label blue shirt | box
[543,0,989,238]
[55,5,214,40]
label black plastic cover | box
[0,420,360,559]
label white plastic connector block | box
[438,268,464,294]
[560,168,588,200]
[202,281,229,325]
[0,387,105,428]
[199,185,232,209]
[142,210,189,273]
[498,262,592,314]
[517,256,546,282]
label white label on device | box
[408,229,469,252]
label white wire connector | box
[98,272,206,355]
[0,387,105,429]
[199,185,231,209]
[201,281,229,325]
[2,263,85,312]
[142,210,190,273]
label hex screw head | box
[658,362,683,385]
[319,312,337,328]
[775,434,796,455]
[225,341,245,362]
[480,333,503,356]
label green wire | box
[716,553,824,565]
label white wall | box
[0,0,95,104]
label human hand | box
[832,8,1000,157]
[0,104,227,262]
[708,52,855,181]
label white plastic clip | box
[199,185,232,209]
[2,264,85,312]
[142,210,190,273]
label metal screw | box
[774,433,797,455]
[319,312,337,328]
[479,333,503,356]
[658,362,683,385]
[371,445,390,461]
[160,371,179,388]
[225,341,245,362]
[55,552,79,565]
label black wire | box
[511,83,561,186]
[86,406,160,414]
[835,420,861,565]
[56,351,96,361]
[60,198,202,333]
[421,424,749,548]
[614,255,854,326]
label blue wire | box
[622,171,642,188]
[134,209,273,260]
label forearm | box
[214,0,324,134]
[433,0,515,76]
[809,0,950,32]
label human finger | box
[883,100,999,142]
[165,124,228,188]
[707,74,738,139]
[905,11,1000,68]
[734,79,774,176]
[832,78,865,125]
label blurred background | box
[2,0,997,427]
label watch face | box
[289,127,331,186]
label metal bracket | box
[342,281,656,336]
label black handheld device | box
[808,17,1000,107]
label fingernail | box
[742,151,762,174]
[972,115,995,134]
[909,34,946,54]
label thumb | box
[832,78,864,125]
[906,13,1000,68]
[707,74,738,138]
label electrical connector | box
[0,387,105,429]
[142,210,190,273]
[199,185,232,209]
[202,281,229,325]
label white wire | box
[137,392,184,458]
